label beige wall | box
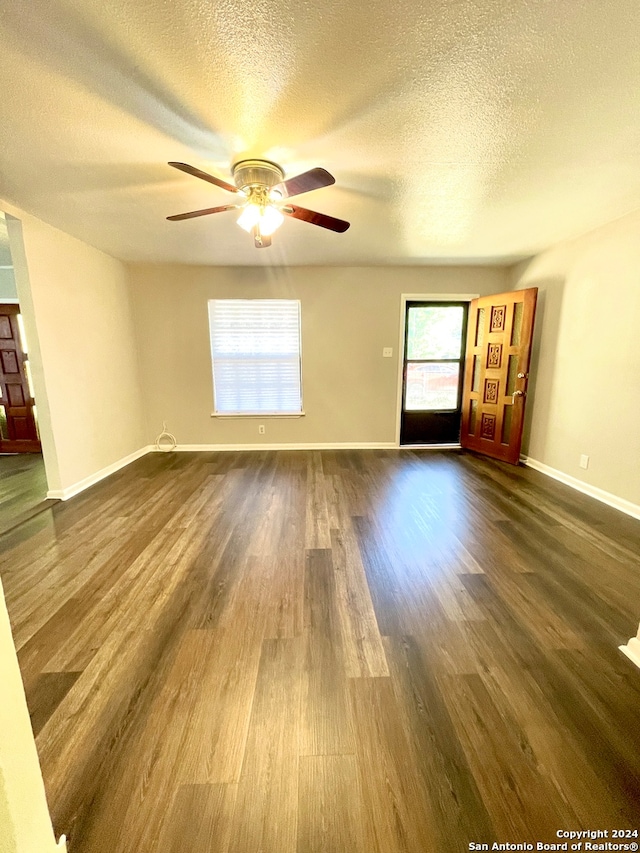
[3,194,636,506]
[129,264,508,446]
[2,204,147,493]
[0,580,63,853]
[511,209,640,506]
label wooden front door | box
[0,304,41,453]
[460,288,537,464]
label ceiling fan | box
[166,159,350,248]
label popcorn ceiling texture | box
[0,0,639,265]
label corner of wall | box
[123,261,152,446]
[509,211,640,508]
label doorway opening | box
[399,300,469,446]
[0,303,42,454]
[0,212,50,534]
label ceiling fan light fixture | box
[237,203,284,236]
[237,204,261,233]
[259,205,284,236]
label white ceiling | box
[1,0,639,267]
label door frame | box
[2,212,56,491]
[395,293,479,447]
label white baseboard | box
[45,444,397,500]
[169,442,398,452]
[48,446,640,518]
[521,456,640,521]
[619,637,640,670]
[46,446,153,501]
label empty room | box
[0,1,639,852]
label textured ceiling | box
[1,0,639,266]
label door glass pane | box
[511,301,523,346]
[25,360,35,398]
[17,314,29,355]
[471,355,481,392]
[407,306,464,359]
[469,399,478,435]
[506,355,518,396]
[475,307,486,346]
[501,403,513,444]
[405,363,460,410]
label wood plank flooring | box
[0,452,54,536]
[1,449,640,853]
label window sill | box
[211,412,305,419]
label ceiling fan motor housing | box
[232,159,284,192]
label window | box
[208,299,303,415]
[404,303,466,411]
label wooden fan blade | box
[283,204,350,233]
[167,204,239,221]
[272,167,335,198]
[168,162,241,194]
[252,227,272,248]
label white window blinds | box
[208,299,303,415]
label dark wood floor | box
[0,452,54,536]
[1,449,639,853]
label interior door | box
[0,304,41,453]
[460,288,537,464]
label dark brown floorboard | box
[1,449,639,852]
[0,452,55,535]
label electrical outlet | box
[579,454,589,469]
[383,347,393,358]
[258,424,265,435]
